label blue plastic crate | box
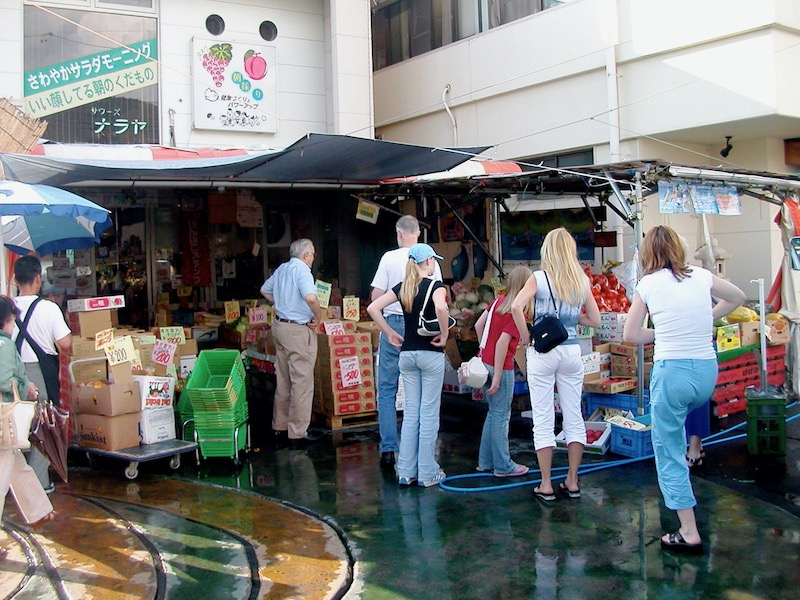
[585,391,650,416]
[610,414,653,458]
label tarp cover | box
[0,133,488,187]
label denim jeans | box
[377,315,404,452]
[396,350,445,482]
[477,365,517,474]
[650,358,718,510]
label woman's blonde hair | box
[540,228,589,306]
[640,225,691,281]
[399,258,426,312]
[497,266,532,315]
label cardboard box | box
[317,333,372,356]
[71,310,113,337]
[766,315,790,345]
[77,412,141,451]
[716,323,741,352]
[139,407,176,444]
[608,343,654,358]
[739,321,761,347]
[315,320,358,334]
[71,359,107,384]
[69,336,106,358]
[133,376,176,410]
[67,295,125,312]
[583,377,638,394]
[442,369,473,394]
[578,337,594,355]
[75,380,141,416]
[356,321,382,349]
[313,384,377,415]
[611,362,652,379]
[595,330,625,342]
[556,421,611,454]
[593,343,612,355]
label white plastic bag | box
[458,356,489,388]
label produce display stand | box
[80,439,199,480]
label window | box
[524,149,594,169]
[26,0,156,13]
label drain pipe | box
[442,84,458,147]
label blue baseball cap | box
[408,243,444,263]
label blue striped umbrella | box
[2,211,113,256]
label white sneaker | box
[418,469,446,488]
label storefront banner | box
[159,326,186,346]
[316,280,332,308]
[338,356,362,388]
[95,328,114,351]
[191,37,277,132]
[343,296,360,321]
[181,212,212,286]
[151,339,178,367]
[657,180,742,215]
[24,38,158,118]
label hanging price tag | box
[151,339,178,367]
[159,326,186,345]
[139,334,157,346]
[95,328,114,350]
[315,280,332,309]
[224,300,241,323]
[343,296,360,321]
[338,356,362,388]
[323,321,345,335]
[249,306,268,325]
[104,335,135,366]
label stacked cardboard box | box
[133,375,177,444]
[595,312,628,342]
[313,321,377,416]
[584,342,652,393]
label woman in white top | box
[624,225,745,553]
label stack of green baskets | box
[183,350,249,460]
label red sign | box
[181,211,212,286]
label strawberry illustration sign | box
[191,37,277,132]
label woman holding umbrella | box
[0,295,55,559]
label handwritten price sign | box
[249,306,268,325]
[316,279,332,309]
[225,300,241,323]
[151,339,178,366]
[343,296,360,321]
[95,328,114,351]
[104,335,135,366]
[323,321,346,335]
[339,356,362,388]
[159,326,186,345]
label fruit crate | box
[745,386,786,456]
[585,391,650,416]
[610,414,653,458]
[195,421,249,464]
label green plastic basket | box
[195,421,248,459]
[184,350,246,411]
[745,388,787,456]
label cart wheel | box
[169,455,181,470]
[124,463,139,480]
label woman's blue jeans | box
[650,358,718,510]
[396,350,445,482]
[477,365,517,474]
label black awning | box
[0,133,488,187]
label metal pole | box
[751,278,768,391]
[634,172,645,412]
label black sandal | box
[686,450,705,469]
[661,531,703,553]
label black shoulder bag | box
[529,271,569,353]
[15,297,61,406]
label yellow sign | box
[225,300,241,323]
[159,326,186,345]
[343,296,360,321]
[177,285,193,297]
[94,328,114,350]
[104,335,136,366]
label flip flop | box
[661,531,703,554]
[559,482,581,498]
[686,454,704,469]
[495,465,529,478]
[533,487,556,502]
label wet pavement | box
[2,395,800,599]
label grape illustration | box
[200,43,233,87]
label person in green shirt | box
[1,295,52,560]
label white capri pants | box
[527,344,585,450]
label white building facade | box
[372,0,800,295]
